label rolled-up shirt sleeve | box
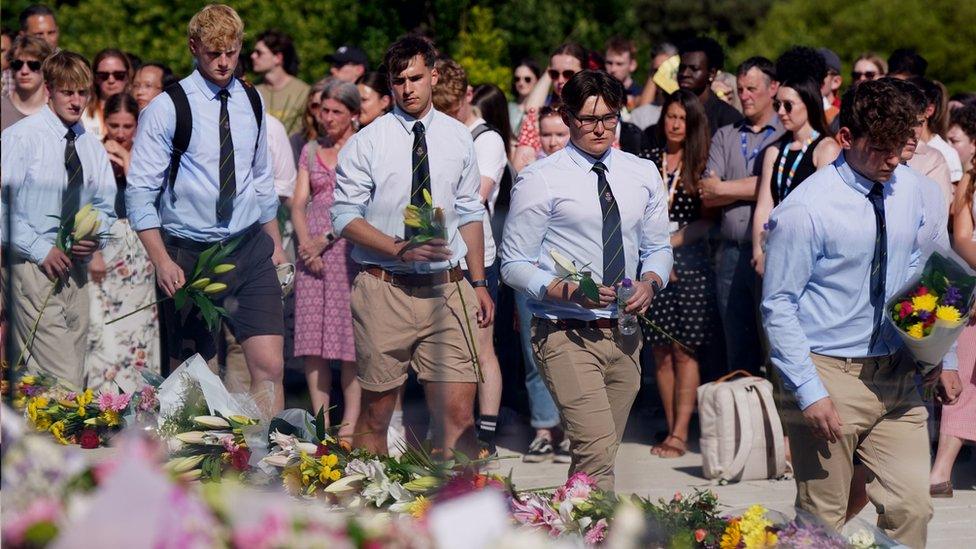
[500,168,556,300]
[454,137,484,227]
[2,134,49,263]
[127,96,174,231]
[761,201,829,409]
[639,168,673,286]
[252,105,278,225]
[332,133,372,237]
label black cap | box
[326,45,368,67]
[818,47,842,74]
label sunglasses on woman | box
[772,99,797,114]
[547,69,576,81]
[95,71,128,82]
[11,59,42,72]
[851,70,878,80]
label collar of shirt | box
[391,104,437,135]
[189,68,239,101]
[466,116,487,130]
[39,105,85,141]
[564,141,613,173]
[834,152,886,197]
[734,113,783,134]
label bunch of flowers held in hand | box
[891,284,966,339]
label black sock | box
[477,414,498,450]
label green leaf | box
[192,244,220,280]
[315,405,326,443]
[191,293,219,332]
[579,276,600,302]
[174,288,188,311]
[207,235,244,272]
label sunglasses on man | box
[11,59,42,72]
[547,69,576,81]
[95,71,128,82]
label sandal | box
[655,436,687,459]
[930,481,953,498]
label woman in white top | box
[913,76,964,182]
[82,49,133,139]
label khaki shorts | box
[350,271,479,391]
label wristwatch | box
[323,231,336,244]
[471,279,489,288]
[650,279,661,295]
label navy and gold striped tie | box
[868,182,887,348]
[62,128,83,221]
[407,121,431,237]
[593,161,624,287]
[216,89,236,223]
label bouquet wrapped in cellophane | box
[886,250,976,375]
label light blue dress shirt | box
[1,106,117,264]
[126,70,277,242]
[500,143,673,320]
[762,154,958,410]
[330,106,483,274]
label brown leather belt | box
[537,317,617,330]
[363,266,464,287]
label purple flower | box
[918,310,932,321]
[944,286,962,307]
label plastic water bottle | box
[617,278,639,335]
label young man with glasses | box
[502,70,672,492]
[1,35,51,131]
[131,62,175,110]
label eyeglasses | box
[547,69,576,81]
[132,82,162,92]
[851,70,878,81]
[515,76,535,83]
[11,59,42,72]
[571,112,620,131]
[95,71,128,82]
[772,99,797,114]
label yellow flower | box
[720,519,742,549]
[935,305,962,323]
[329,469,341,481]
[907,322,925,339]
[409,496,432,519]
[911,294,938,313]
[101,410,121,427]
[77,389,94,407]
[282,466,303,496]
[21,375,36,385]
[34,416,52,431]
[319,467,332,484]
[49,421,70,445]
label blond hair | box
[188,4,244,51]
[7,35,53,64]
[43,50,92,91]
[431,58,467,114]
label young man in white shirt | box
[501,70,672,491]
[432,58,508,458]
[331,36,493,457]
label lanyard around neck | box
[775,131,820,200]
[661,150,682,209]
[740,126,775,164]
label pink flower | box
[511,494,564,535]
[98,392,132,412]
[554,472,596,504]
[584,518,608,545]
[232,511,288,549]
[695,528,707,543]
[673,490,683,502]
[137,386,159,412]
[1,499,62,545]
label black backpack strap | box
[470,122,493,142]
[240,79,263,152]
[164,83,191,194]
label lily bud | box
[190,278,211,290]
[212,263,236,274]
[203,282,228,295]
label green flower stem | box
[637,312,692,352]
[14,280,59,369]
[106,296,170,325]
[454,263,484,383]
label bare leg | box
[240,334,284,415]
[930,433,964,485]
[426,381,478,458]
[353,387,399,454]
[476,323,502,417]
[337,361,361,441]
[652,345,675,455]
[659,343,699,458]
[303,356,331,417]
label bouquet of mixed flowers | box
[511,472,617,544]
[719,505,780,549]
[163,412,258,482]
[887,251,976,374]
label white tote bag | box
[697,370,787,482]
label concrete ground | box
[491,407,976,548]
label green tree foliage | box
[455,6,509,91]
[731,0,976,94]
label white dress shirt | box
[331,106,483,273]
[501,142,673,320]
[2,106,117,263]
[927,134,964,182]
[267,114,297,198]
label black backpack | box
[163,78,263,193]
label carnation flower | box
[911,294,938,313]
[907,323,925,339]
[98,392,132,412]
[935,305,962,323]
[583,518,608,545]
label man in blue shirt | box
[2,50,116,389]
[501,71,672,491]
[761,80,963,548]
[127,5,286,411]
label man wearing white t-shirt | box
[433,58,508,458]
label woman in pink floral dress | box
[291,81,360,438]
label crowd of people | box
[2,4,976,548]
